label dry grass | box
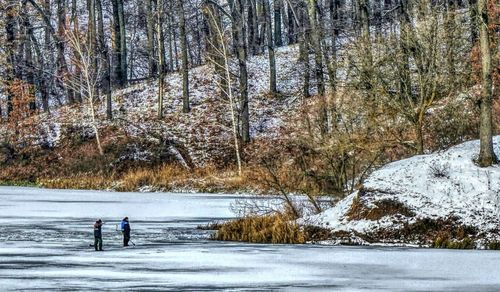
[363,217,479,249]
[432,234,475,249]
[488,241,500,250]
[37,175,113,190]
[214,214,307,244]
[347,196,415,221]
[116,165,258,193]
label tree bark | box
[21,2,37,111]
[157,0,165,119]
[146,0,157,77]
[41,0,52,111]
[71,0,82,104]
[265,0,277,96]
[56,0,75,105]
[111,0,127,87]
[299,3,311,98]
[5,0,17,117]
[306,0,325,96]
[229,0,250,143]
[96,0,112,120]
[247,0,258,55]
[274,0,283,47]
[469,0,478,44]
[118,0,127,86]
[178,0,191,113]
[477,0,498,166]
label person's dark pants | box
[94,236,103,251]
[123,234,130,246]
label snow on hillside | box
[0,45,306,166]
[308,136,500,245]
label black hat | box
[97,219,102,223]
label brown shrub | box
[433,235,475,249]
[214,214,306,244]
[488,241,500,250]
[117,164,256,193]
[366,217,478,246]
[347,196,415,221]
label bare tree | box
[66,29,104,155]
[205,4,243,176]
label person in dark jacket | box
[93,219,104,251]
[120,217,131,246]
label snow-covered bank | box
[308,137,500,248]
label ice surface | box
[0,187,499,291]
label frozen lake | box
[0,187,499,291]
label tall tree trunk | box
[167,13,174,72]
[20,2,36,111]
[248,0,257,55]
[118,0,127,86]
[204,0,228,100]
[146,0,157,77]
[87,0,97,70]
[178,0,190,113]
[41,0,52,111]
[57,0,74,104]
[172,17,180,71]
[306,0,325,96]
[399,0,412,105]
[477,0,498,166]
[111,0,121,86]
[229,0,250,143]
[445,0,457,89]
[274,0,283,47]
[33,33,50,112]
[328,0,341,91]
[287,1,297,44]
[318,0,336,91]
[157,0,165,119]
[469,0,478,44]
[258,0,267,53]
[359,0,374,114]
[96,0,112,120]
[71,0,82,103]
[206,3,243,175]
[265,0,277,96]
[5,0,17,117]
[111,0,127,87]
[299,3,311,98]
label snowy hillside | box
[308,136,500,248]
[0,46,305,167]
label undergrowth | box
[347,195,415,221]
[213,214,307,244]
[213,214,333,244]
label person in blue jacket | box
[120,217,131,246]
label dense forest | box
[0,0,498,195]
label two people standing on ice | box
[92,217,132,251]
